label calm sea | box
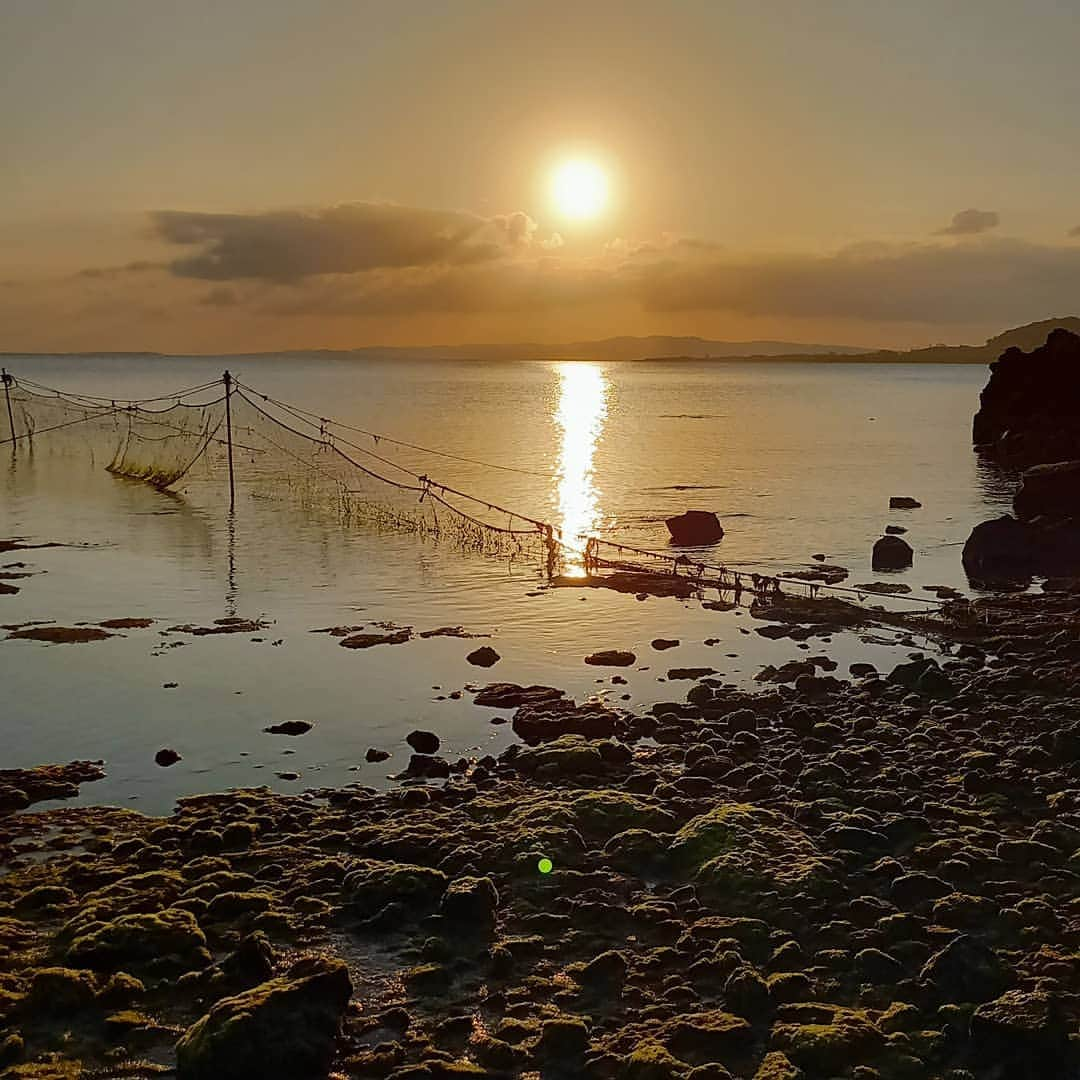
[2,356,1014,812]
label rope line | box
[236,380,550,478]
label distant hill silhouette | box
[650,316,1080,365]
[5,318,1080,363]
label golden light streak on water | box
[553,362,608,576]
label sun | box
[551,158,609,221]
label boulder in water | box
[963,513,1080,584]
[1013,460,1080,522]
[871,535,913,570]
[889,496,921,509]
[665,510,724,545]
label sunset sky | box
[5,0,1080,353]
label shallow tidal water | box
[1,356,1014,813]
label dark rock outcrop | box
[871,535,913,570]
[1013,460,1080,521]
[973,327,1080,466]
[963,513,1080,584]
[665,510,724,545]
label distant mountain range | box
[6,317,1080,363]
[676,317,1080,365]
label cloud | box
[152,203,512,282]
[493,211,537,247]
[254,235,1080,329]
[631,238,1080,324]
[935,208,1000,236]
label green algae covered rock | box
[621,1040,687,1079]
[769,1006,884,1073]
[175,956,352,1080]
[513,734,606,776]
[63,907,211,974]
[342,858,447,918]
[439,875,499,929]
[23,967,98,1014]
[753,1051,803,1078]
[670,803,831,898]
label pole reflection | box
[553,362,608,576]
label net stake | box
[223,371,236,511]
[2,368,15,446]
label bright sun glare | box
[552,159,609,220]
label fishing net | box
[4,377,226,489]
[225,385,554,563]
[2,371,950,615]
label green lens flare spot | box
[537,857,554,875]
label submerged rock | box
[6,626,114,644]
[154,748,182,767]
[889,496,921,509]
[666,509,725,545]
[175,956,352,1080]
[585,650,636,667]
[339,628,411,649]
[466,645,501,667]
[263,720,312,736]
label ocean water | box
[1,356,1015,812]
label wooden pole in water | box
[2,368,15,446]
[223,370,236,512]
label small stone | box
[466,646,500,667]
[155,748,181,767]
[365,748,390,763]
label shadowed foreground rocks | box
[2,589,1080,1078]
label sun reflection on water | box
[553,363,608,576]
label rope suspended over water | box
[1,368,951,612]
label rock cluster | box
[1,587,1080,1077]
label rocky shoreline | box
[2,584,1080,1079]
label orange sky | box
[4,1,1080,353]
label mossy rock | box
[204,891,273,922]
[568,791,677,839]
[23,967,98,1014]
[63,907,211,974]
[342,859,447,919]
[670,804,831,898]
[663,1010,753,1061]
[769,1006,884,1073]
[752,1051,802,1079]
[175,957,352,1080]
[513,735,606,776]
[621,1040,687,1079]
